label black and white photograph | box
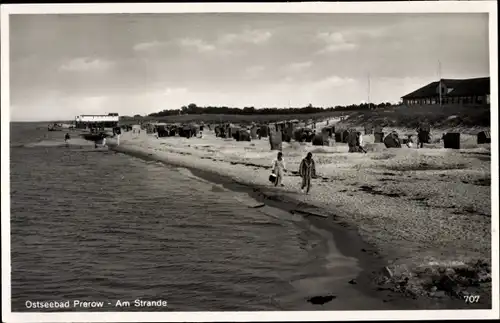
[1,2,498,321]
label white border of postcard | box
[1,1,499,322]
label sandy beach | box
[105,125,492,307]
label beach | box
[108,126,492,308]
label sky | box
[9,13,490,121]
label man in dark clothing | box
[417,125,430,148]
[299,152,316,194]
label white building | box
[75,113,119,129]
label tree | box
[146,101,393,117]
[242,106,256,115]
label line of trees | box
[147,102,395,117]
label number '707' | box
[464,295,480,303]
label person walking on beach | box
[113,127,121,146]
[64,133,70,147]
[416,124,430,149]
[406,135,415,148]
[271,152,287,187]
[299,152,316,194]
[97,135,107,148]
[356,132,367,153]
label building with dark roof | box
[401,77,490,106]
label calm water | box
[9,122,332,311]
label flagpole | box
[438,60,442,107]
[368,72,371,109]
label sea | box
[8,122,391,312]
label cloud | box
[285,61,313,73]
[316,31,358,54]
[314,27,388,55]
[179,38,216,53]
[345,27,389,39]
[245,65,265,78]
[76,95,109,112]
[59,57,114,72]
[318,31,345,43]
[358,27,388,38]
[320,43,357,53]
[311,75,356,90]
[218,29,272,45]
[135,38,233,56]
[133,41,165,52]
[165,87,188,96]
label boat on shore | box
[48,123,63,131]
[79,131,113,142]
[48,123,75,131]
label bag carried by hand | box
[268,173,277,183]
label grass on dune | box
[336,104,490,130]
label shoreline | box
[109,143,412,309]
[107,131,492,309]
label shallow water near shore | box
[10,123,401,311]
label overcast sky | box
[9,13,490,121]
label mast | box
[438,60,442,106]
[367,72,371,109]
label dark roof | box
[79,114,119,117]
[401,81,440,99]
[401,77,490,99]
[447,77,490,97]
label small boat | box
[80,132,113,142]
[48,123,63,131]
[60,123,75,129]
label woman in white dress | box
[271,152,287,187]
